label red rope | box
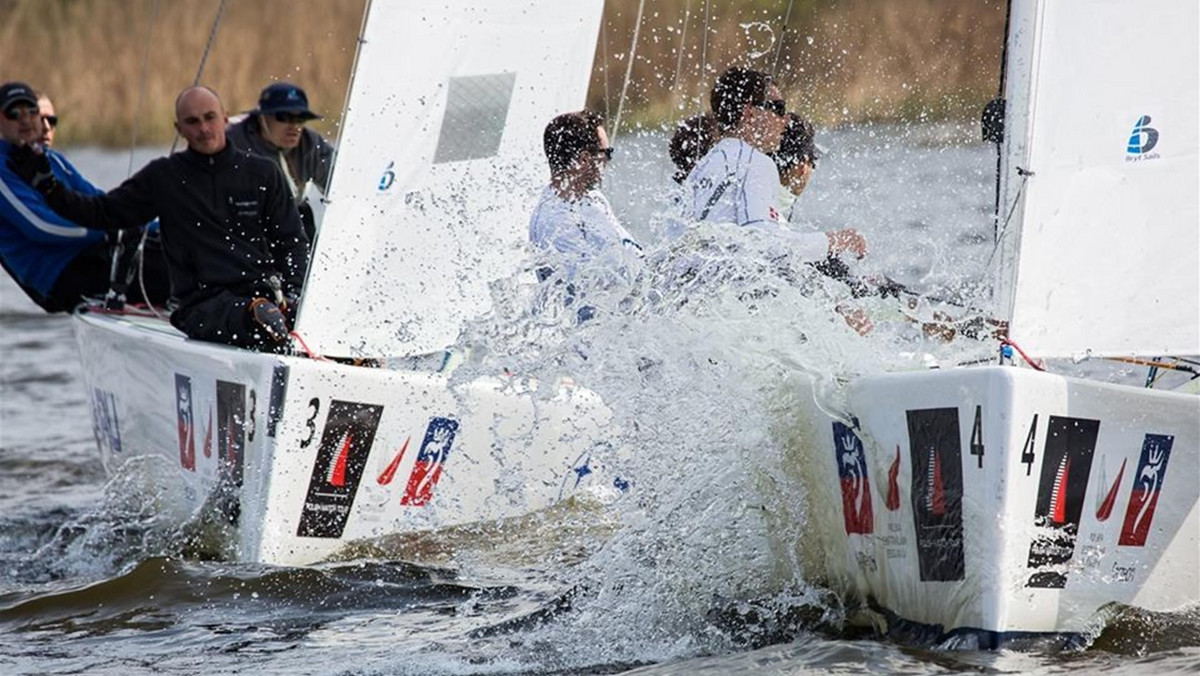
[289,331,330,361]
[1001,339,1045,371]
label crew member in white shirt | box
[529,110,641,279]
[686,67,865,262]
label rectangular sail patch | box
[432,73,516,164]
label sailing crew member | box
[7,85,309,350]
[529,110,641,279]
[686,68,866,263]
[227,82,334,242]
[0,82,169,312]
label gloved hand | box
[279,290,300,324]
[248,297,290,344]
[6,144,59,196]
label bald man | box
[8,86,309,350]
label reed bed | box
[0,0,1004,147]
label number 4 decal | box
[1021,414,1039,475]
[969,405,985,468]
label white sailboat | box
[76,0,614,565]
[790,0,1198,648]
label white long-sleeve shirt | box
[528,185,641,277]
[686,138,827,261]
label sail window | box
[432,73,516,164]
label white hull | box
[75,311,616,566]
[791,366,1199,647]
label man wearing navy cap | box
[227,82,334,240]
[0,81,168,311]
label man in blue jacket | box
[0,81,168,311]
[8,86,309,350]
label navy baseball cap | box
[255,82,320,120]
[0,82,38,114]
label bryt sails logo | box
[1126,115,1160,162]
[832,422,874,534]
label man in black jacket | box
[8,85,309,350]
[227,82,334,241]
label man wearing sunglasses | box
[686,68,865,265]
[529,110,641,281]
[0,82,168,312]
[227,82,334,242]
[8,85,309,350]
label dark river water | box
[1,128,1196,675]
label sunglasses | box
[589,146,614,161]
[42,114,58,128]
[273,113,309,124]
[757,99,787,117]
[3,105,38,121]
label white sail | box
[294,0,604,358]
[996,0,1199,359]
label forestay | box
[295,0,604,358]
[996,0,1199,359]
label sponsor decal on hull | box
[297,400,385,538]
[885,445,901,512]
[1118,434,1174,547]
[174,374,197,471]
[1095,457,1126,522]
[1025,416,1099,589]
[832,422,874,535]
[216,381,246,488]
[90,387,122,456]
[906,408,965,582]
[401,417,460,507]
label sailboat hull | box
[75,311,616,565]
[793,366,1199,647]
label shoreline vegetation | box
[0,0,1004,148]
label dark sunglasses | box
[42,114,58,128]
[588,146,614,161]
[3,105,38,121]
[757,99,787,117]
[273,113,309,124]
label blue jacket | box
[0,141,105,295]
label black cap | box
[0,82,38,114]
[254,82,320,120]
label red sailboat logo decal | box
[202,407,213,458]
[327,432,354,487]
[926,445,945,516]
[1095,458,1125,522]
[377,436,411,486]
[1048,455,1071,525]
[885,445,901,511]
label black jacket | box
[227,114,334,194]
[45,144,309,306]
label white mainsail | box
[996,0,1199,359]
[294,0,604,358]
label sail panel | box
[295,0,603,358]
[999,0,1199,359]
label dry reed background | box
[0,0,1005,147]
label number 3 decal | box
[300,397,321,448]
[247,389,258,443]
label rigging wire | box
[170,0,230,155]
[127,0,160,178]
[601,18,611,122]
[771,0,796,77]
[670,0,693,110]
[699,0,712,104]
[611,0,646,139]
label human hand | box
[249,297,290,344]
[6,143,58,195]
[837,304,874,336]
[826,228,867,260]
